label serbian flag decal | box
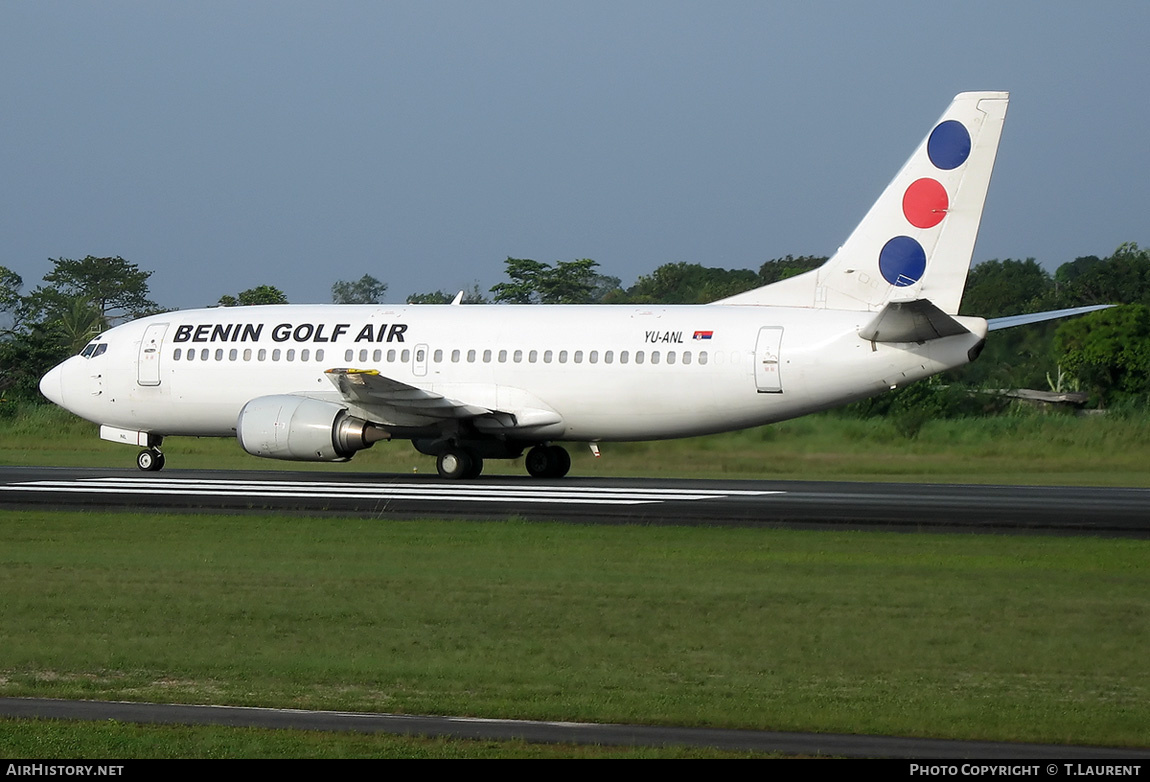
[692,330,713,340]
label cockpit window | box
[80,342,108,358]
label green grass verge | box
[2,403,1150,485]
[1,510,1147,750]
[0,719,768,758]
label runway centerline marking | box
[0,477,783,506]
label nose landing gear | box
[136,448,165,472]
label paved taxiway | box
[0,466,1147,536]
[3,697,1149,759]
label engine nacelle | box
[237,395,389,462]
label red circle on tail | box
[902,178,949,229]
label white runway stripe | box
[1,477,781,506]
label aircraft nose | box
[39,362,66,407]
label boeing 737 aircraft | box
[38,92,1105,479]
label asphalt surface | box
[1,466,1147,536]
[3,697,1149,759]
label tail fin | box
[716,91,1009,314]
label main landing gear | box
[433,443,571,479]
[136,448,165,472]
[436,448,484,480]
[525,444,571,479]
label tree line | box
[3,244,1148,409]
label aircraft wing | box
[325,368,491,419]
[324,368,563,433]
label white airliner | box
[38,92,1105,479]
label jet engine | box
[237,395,390,462]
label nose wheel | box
[137,448,166,472]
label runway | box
[0,466,1147,536]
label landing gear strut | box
[137,448,165,472]
[525,444,570,479]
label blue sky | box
[2,2,1147,309]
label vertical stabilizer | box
[716,91,1008,313]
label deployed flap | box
[859,299,971,343]
[325,368,491,419]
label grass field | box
[1,405,1147,757]
[1,511,1147,754]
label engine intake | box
[237,395,389,462]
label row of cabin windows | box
[173,347,327,363]
[171,346,730,367]
[344,348,714,366]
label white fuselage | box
[41,303,988,443]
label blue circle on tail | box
[927,120,970,170]
[879,236,927,286]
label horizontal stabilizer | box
[859,299,971,343]
[987,304,1113,331]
